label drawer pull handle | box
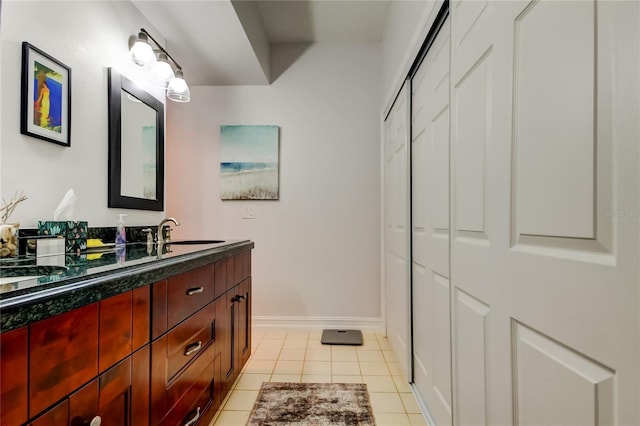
[184,341,203,356]
[184,406,201,426]
[186,287,204,295]
[90,416,102,426]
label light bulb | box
[129,33,156,67]
[151,53,175,87]
[167,70,191,102]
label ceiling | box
[131,0,391,86]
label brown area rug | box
[247,382,376,425]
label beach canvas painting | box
[220,125,279,200]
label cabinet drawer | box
[166,302,215,380]
[160,356,215,426]
[167,264,215,330]
[151,341,215,425]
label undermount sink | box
[168,240,225,245]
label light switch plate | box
[242,205,256,219]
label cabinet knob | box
[184,406,201,426]
[89,416,102,426]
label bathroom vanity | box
[0,239,253,425]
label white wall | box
[381,0,439,112]
[1,1,166,228]
[166,43,382,325]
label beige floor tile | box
[301,374,332,383]
[357,350,385,362]
[400,393,422,414]
[308,330,323,339]
[243,359,276,374]
[258,339,285,349]
[332,350,358,362]
[303,361,331,375]
[306,339,327,349]
[376,335,393,350]
[279,348,306,360]
[408,413,428,425]
[270,374,301,382]
[217,328,419,425]
[382,350,397,362]
[273,360,304,375]
[357,339,381,350]
[360,362,390,376]
[282,339,308,349]
[263,330,287,339]
[393,375,413,393]
[234,374,270,390]
[211,410,250,426]
[306,349,331,361]
[332,361,360,375]
[332,375,363,383]
[331,345,357,353]
[251,348,281,360]
[374,412,412,426]
[362,375,398,392]
[369,392,406,413]
[223,390,259,411]
[286,331,310,340]
[387,361,403,376]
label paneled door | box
[449,1,639,424]
[384,83,411,380]
[411,17,452,426]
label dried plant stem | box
[1,191,28,224]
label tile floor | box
[210,329,427,426]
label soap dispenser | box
[115,214,127,245]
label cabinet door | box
[0,326,28,425]
[29,303,99,417]
[99,292,133,373]
[235,278,252,370]
[216,290,235,394]
[29,353,147,426]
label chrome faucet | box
[157,217,180,244]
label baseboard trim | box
[252,316,383,332]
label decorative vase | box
[0,223,19,257]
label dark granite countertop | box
[0,239,254,332]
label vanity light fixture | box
[128,28,190,102]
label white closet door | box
[449,1,639,424]
[384,83,411,380]
[411,18,452,426]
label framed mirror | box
[108,68,164,211]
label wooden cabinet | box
[151,251,252,425]
[0,246,252,426]
[151,251,251,425]
[0,285,151,425]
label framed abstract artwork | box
[220,125,280,200]
[20,42,71,147]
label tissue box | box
[37,221,88,254]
